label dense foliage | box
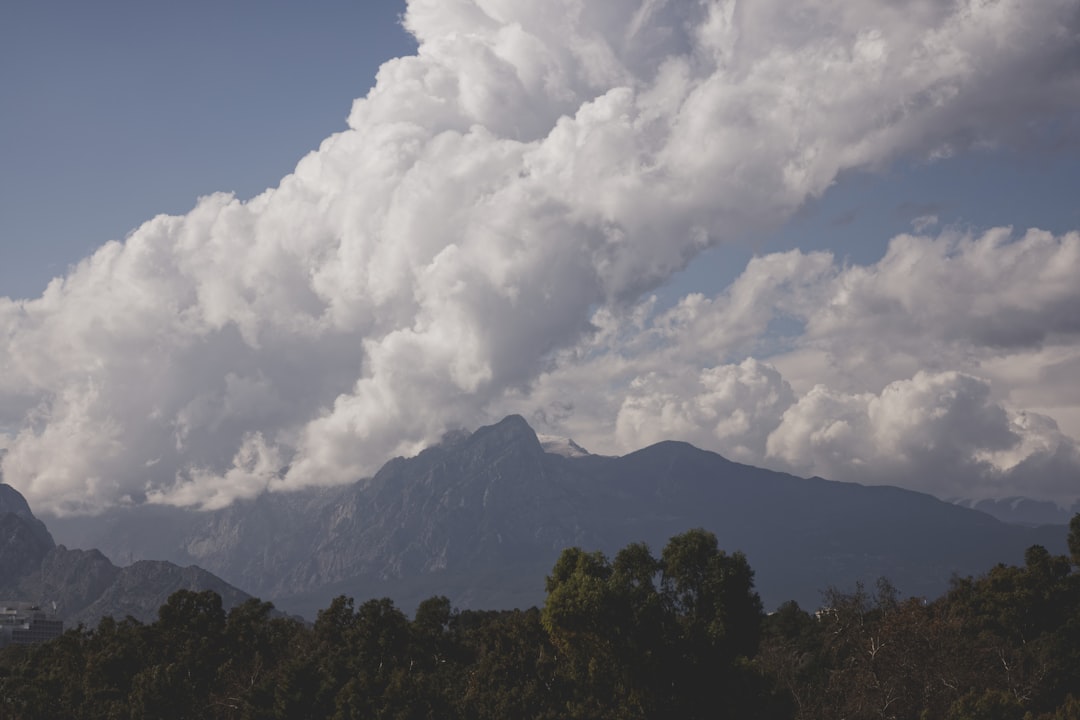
[3,524,1080,719]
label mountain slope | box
[48,416,1068,617]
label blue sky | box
[666,147,1080,307]
[1,0,1079,515]
[1,0,414,298]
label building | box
[0,602,64,648]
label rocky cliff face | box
[1,483,55,590]
[46,416,1070,619]
[1,483,55,552]
[0,512,55,585]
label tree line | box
[3,519,1080,719]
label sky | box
[2,0,1079,516]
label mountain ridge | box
[0,483,252,625]
[45,415,1068,619]
[950,496,1080,526]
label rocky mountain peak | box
[0,483,56,558]
[0,483,39,520]
[537,434,591,458]
[413,415,549,484]
[465,415,544,456]
[0,513,56,584]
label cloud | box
[765,372,1080,501]
[2,0,1080,514]
[616,358,795,464]
[806,227,1080,352]
[909,214,938,232]
[516,226,1080,503]
[767,372,1011,484]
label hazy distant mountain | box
[951,496,1079,527]
[48,416,1068,619]
[0,483,251,625]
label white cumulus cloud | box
[1,0,1079,514]
[517,226,1080,503]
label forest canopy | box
[3,524,1080,719]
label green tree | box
[129,589,227,719]
[213,598,303,719]
[542,531,770,719]
[541,547,622,718]
[661,528,763,660]
[456,608,561,719]
[1068,513,1080,566]
[332,597,413,720]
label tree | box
[659,529,768,718]
[541,531,770,719]
[456,608,561,719]
[660,528,763,660]
[541,547,623,718]
[213,598,302,718]
[332,597,413,719]
[1068,513,1080,566]
[129,589,227,719]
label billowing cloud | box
[518,226,1080,503]
[764,371,1080,500]
[616,359,795,463]
[2,0,1080,514]
[800,227,1080,386]
[768,373,1005,488]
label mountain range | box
[950,496,1080,527]
[42,415,1068,620]
[1,484,251,626]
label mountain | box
[537,434,592,457]
[0,483,251,625]
[0,483,54,551]
[1,483,58,587]
[952,496,1079,526]
[47,416,1069,618]
[0,511,55,583]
